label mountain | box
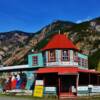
[68,17,100,70]
[0,18,100,70]
[0,30,33,66]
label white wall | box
[45,50,78,67]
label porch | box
[36,67,100,98]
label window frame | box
[78,57,81,66]
[74,51,78,62]
[61,50,70,61]
[32,56,38,66]
[48,50,56,62]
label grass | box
[1,94,100,100]
[0,94,58,100]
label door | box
[60,75,76,96]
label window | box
[48,50,56,62]
[78,57,81,66]
[84,59,88,67]
[61,50,70,61]
[78,58,88,68]
[82,58,84,66]
[43,53,46,65]
[32,56,38,65]
[74,52,78,62]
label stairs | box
[59,93,76,99]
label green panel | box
[28,53,44,68]
[78,53,88,59]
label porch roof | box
[78,69,100,74]
[36,67,78,74]
[36,67,100,74]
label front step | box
[59,93,76,99]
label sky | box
[0,0,100,32]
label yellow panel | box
[33,86,44,97]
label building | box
[0,34,100,98]
[29,34,100,98]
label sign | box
[44,87,56,94]
[35,80,44,85]
[33,86,44,97]
[78,86,88,91]
[92,86,100,93]
[77,86,88,94]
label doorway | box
[60,75,76,96]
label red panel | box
[42,34,78,51]
[36,67,78,74]
[36,67,100,74]
[78,69,100,74]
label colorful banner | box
[0,71,35,92]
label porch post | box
[43,76,45,86]
[76,74,79,96]
[58,76,60,98]
[97,75,100,85]
[89,73,90,84]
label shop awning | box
[36,67,100,75]
[78,69,100,74]
[36,67,78,74]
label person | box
[20,72,27,89]
[16,72,21,89]
[11,73,16,89]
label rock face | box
[0,18,100,69]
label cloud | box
[76,20,83,23]
[76,16,92,23]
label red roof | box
[36,67,78,74]
[78,69,99,74]
[36,67,100,74]
[42,34,78,51]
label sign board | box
[44,87,56,94]
[35,80,44,86]
[33,86,44,97]
[45,87,56,92]
[78,86,88,91]
[92,86,100,93]
[77,86,88,94]
[78,85,100,96]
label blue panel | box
[25,71,35,90]
[28,53,44,68]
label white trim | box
[0,65,30,71]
